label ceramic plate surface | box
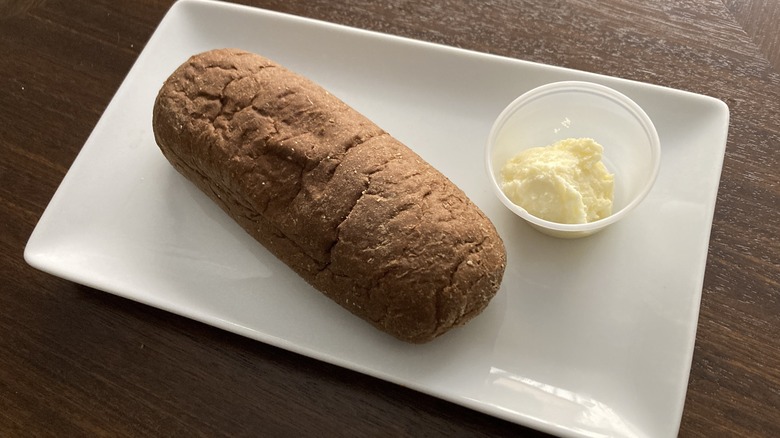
[25,1,729,437]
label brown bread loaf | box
[152,48,506,343]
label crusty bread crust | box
[152,48,506,343]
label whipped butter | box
[500,138,614,224]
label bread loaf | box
[152,48,506,343]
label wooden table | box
[2,1,778,436]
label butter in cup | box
[485,81,661,239]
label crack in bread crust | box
[152,48,507,343]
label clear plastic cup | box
[486,81,661,238]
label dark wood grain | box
[724,0,780,73]
[1,0,778,437]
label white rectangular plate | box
[25,1,729,437]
